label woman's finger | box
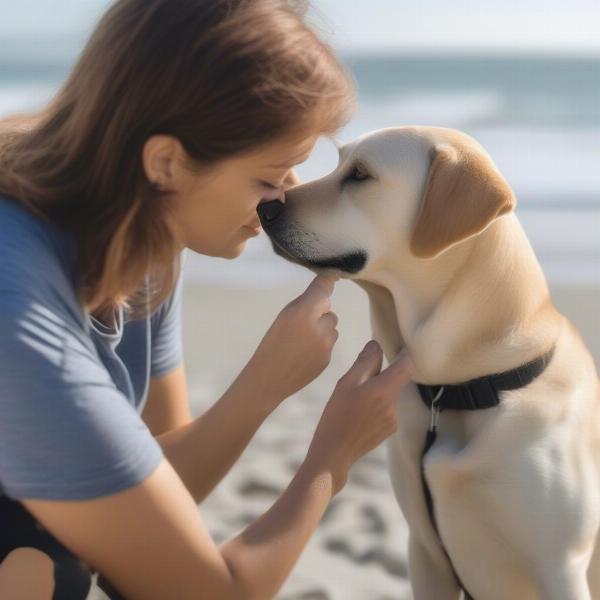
[371,349,414,393]
[299,275,336,315]
[319,311,339,330]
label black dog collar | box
[416,346,556,412]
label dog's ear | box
[409,142,516,259]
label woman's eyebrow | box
[267,149,312,169]
[267,159,301,169]
[266,162,294,169]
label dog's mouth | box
[305,251,367,273]
[268,231,367,275]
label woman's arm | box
[156,273,339,505]
[20,341,410,600]
[218,455,334,599]
[142,366,194,437]
[155,355,283,504]
[21,451,337,600]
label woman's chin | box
[224,236,250,258]
[229,243,246,258]
[185,227,256,259]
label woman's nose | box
[257,199,285,227]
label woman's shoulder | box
[0,193,70,244]
[0,195,82,331]
[0,195,77,287]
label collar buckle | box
[429,386,444,432]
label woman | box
[0,1,414,598]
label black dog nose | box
[257,199,284,227]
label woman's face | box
[143,131,318,258]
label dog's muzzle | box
[257,199,368,275]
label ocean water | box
[1,47,598,286]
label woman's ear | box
[409,141,516,259]
[142,134,181,190]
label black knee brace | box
[1,494,92,599]
[0,493,132,599]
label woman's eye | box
[261,181,281,190]
[257,180,284,200]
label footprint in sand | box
[238,478,282,499]
[323,537,407,578]
[283,591,331,600]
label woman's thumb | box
[341,340,383,387]
[375,348,415,389]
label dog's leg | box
[385,386,464,600]
[537,565,592,600]
[355,280,405,362]
[587,537,600,597]
[357,280,468,599]
[407,534,462,600]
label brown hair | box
[0,0,355,322]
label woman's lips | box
[244,220,262,235]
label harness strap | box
[417,346,555,600]
[420,427,476,600]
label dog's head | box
[257,126,516,279]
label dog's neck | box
[357,214,562,384]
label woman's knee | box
[0,547,55,599]
[0,545,93,600]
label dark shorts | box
[0,493,126,599]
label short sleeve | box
[0,287,164,502]
[150,264,184,378]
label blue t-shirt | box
[0,195,185,501]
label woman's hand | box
[305,340,414,495]
[247,274,339,406]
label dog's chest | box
[394,382,488,464]
[388,381,504,529]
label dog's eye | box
[344,163,371,183]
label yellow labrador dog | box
[257,126,600,600]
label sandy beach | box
[178,278,599,600]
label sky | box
[314,0,600,54]
[0,0,599,56]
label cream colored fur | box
[272,126,600,599]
